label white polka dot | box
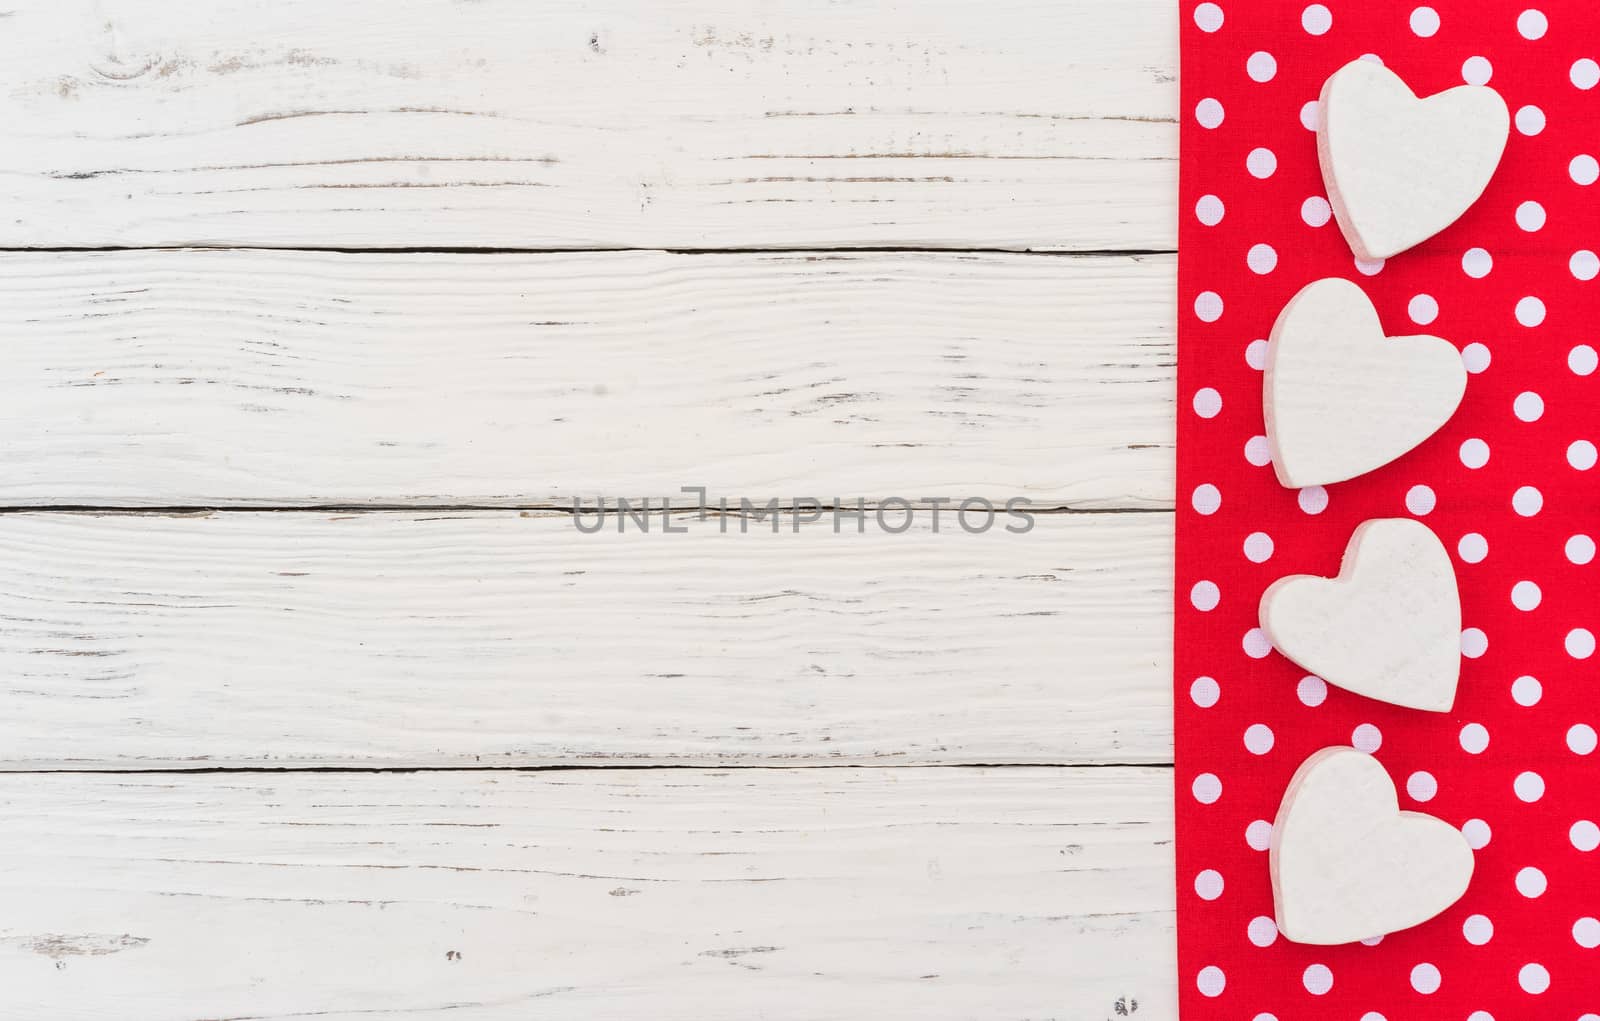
[1516,105,1546,135]
[1195,868,1224,900]
[1406,771,1438,802]
[1573,251,1600,281]
[1575,917,1600,948]
[1512,581,1542,611]
[1462,247,1493,278]
[1408,294,1439,325]
[1513,486,1543,516]
[1571,345,1599,374]
[1410,963,1441,994]
[1451,347,1491,381]
[1517,201,1547,232]
[1247,51,1277,82]
[1195,291,1224,322]
[1194,2,1225,32]
[1463,56,1493,85]
[1359,53,1383,66]
[1568,535,1597,565]
[1244,435,1271,467]
[1352,723,1382,753]
[1519,963,1550,994]
[1191,676,1220,708]
[1406,485,1436,516]
[1298,486,1328,514]
[1303,963,1333,995]
[1571,820,1600,852]
[1519,9,1549,39]
[1243,531,1274,562]
[1192,387,1222,418]
[1247,147,1277,179]
[1569,440,1597,470]
[1354,256,1386,276]
[1466,1012,1493,1021]
[1244,435,1271,468]
[1514,391,1545,421]
[1196,965,1225,997]
[1569,724,1598,755]
[1245,819,1273,851]
[1515,771,1546,802]
[1459,438,1490,469]
[1248,243,1278,274]
[1301,195,1332,227]
[1190,580,1220,612]
[1460,722,1489,754]
[1193,773,1222,804]
[1244,723,1275,755]
[1458,533,1488,563]
[1362,1014,1389,1021]
[1297,675,1327,707]
[1516,295,1547,326]
[1192,483,1221,515]
[1196,194,1225,226]
[1575,58,1600,90]
[1196,97,1226,129]
[1302,4,1332,35]
[1573,155,1600,186]
[1245,338,1268,369]
[1410,7,1440,36]
[1463,818,1491,849]
[1463,914,1494,945]
[1248,915,1278,946]
[1462,628,1487,658]
[1517,866,1547,897]
[1513,675,1543,706]
[1243,628,1272,659]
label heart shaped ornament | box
[1273,747,1474,945]
[1265,277,1466,488]
[1318,59,1509,261]
[1260,517,1460,712]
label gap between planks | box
[7,762,1177,775]
[0,245,1177,256]
[0,505,1174,514]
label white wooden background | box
[0,1,1179,1017]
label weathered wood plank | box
[0,510,1171,769]
[0,767,1175,1020]
[0,0,1176,250]
[1,249,1174,509]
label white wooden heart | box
[1260,517,1460,712]
[1318,59,1509,261]
[1273,746,1474,945]
[1265,277,1466,488]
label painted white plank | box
[0,0,1176,250]
[0,509,1171,769]
[1,249,1175,509]
[0,767,1175,1020]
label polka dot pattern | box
[1181,5,1600,1016]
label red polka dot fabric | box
[1178,2,1600,1016]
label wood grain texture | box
[0,0,1175,250]
[0,509,1171,769]
[0,767,1176,1020]
[1,249,1175,509]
